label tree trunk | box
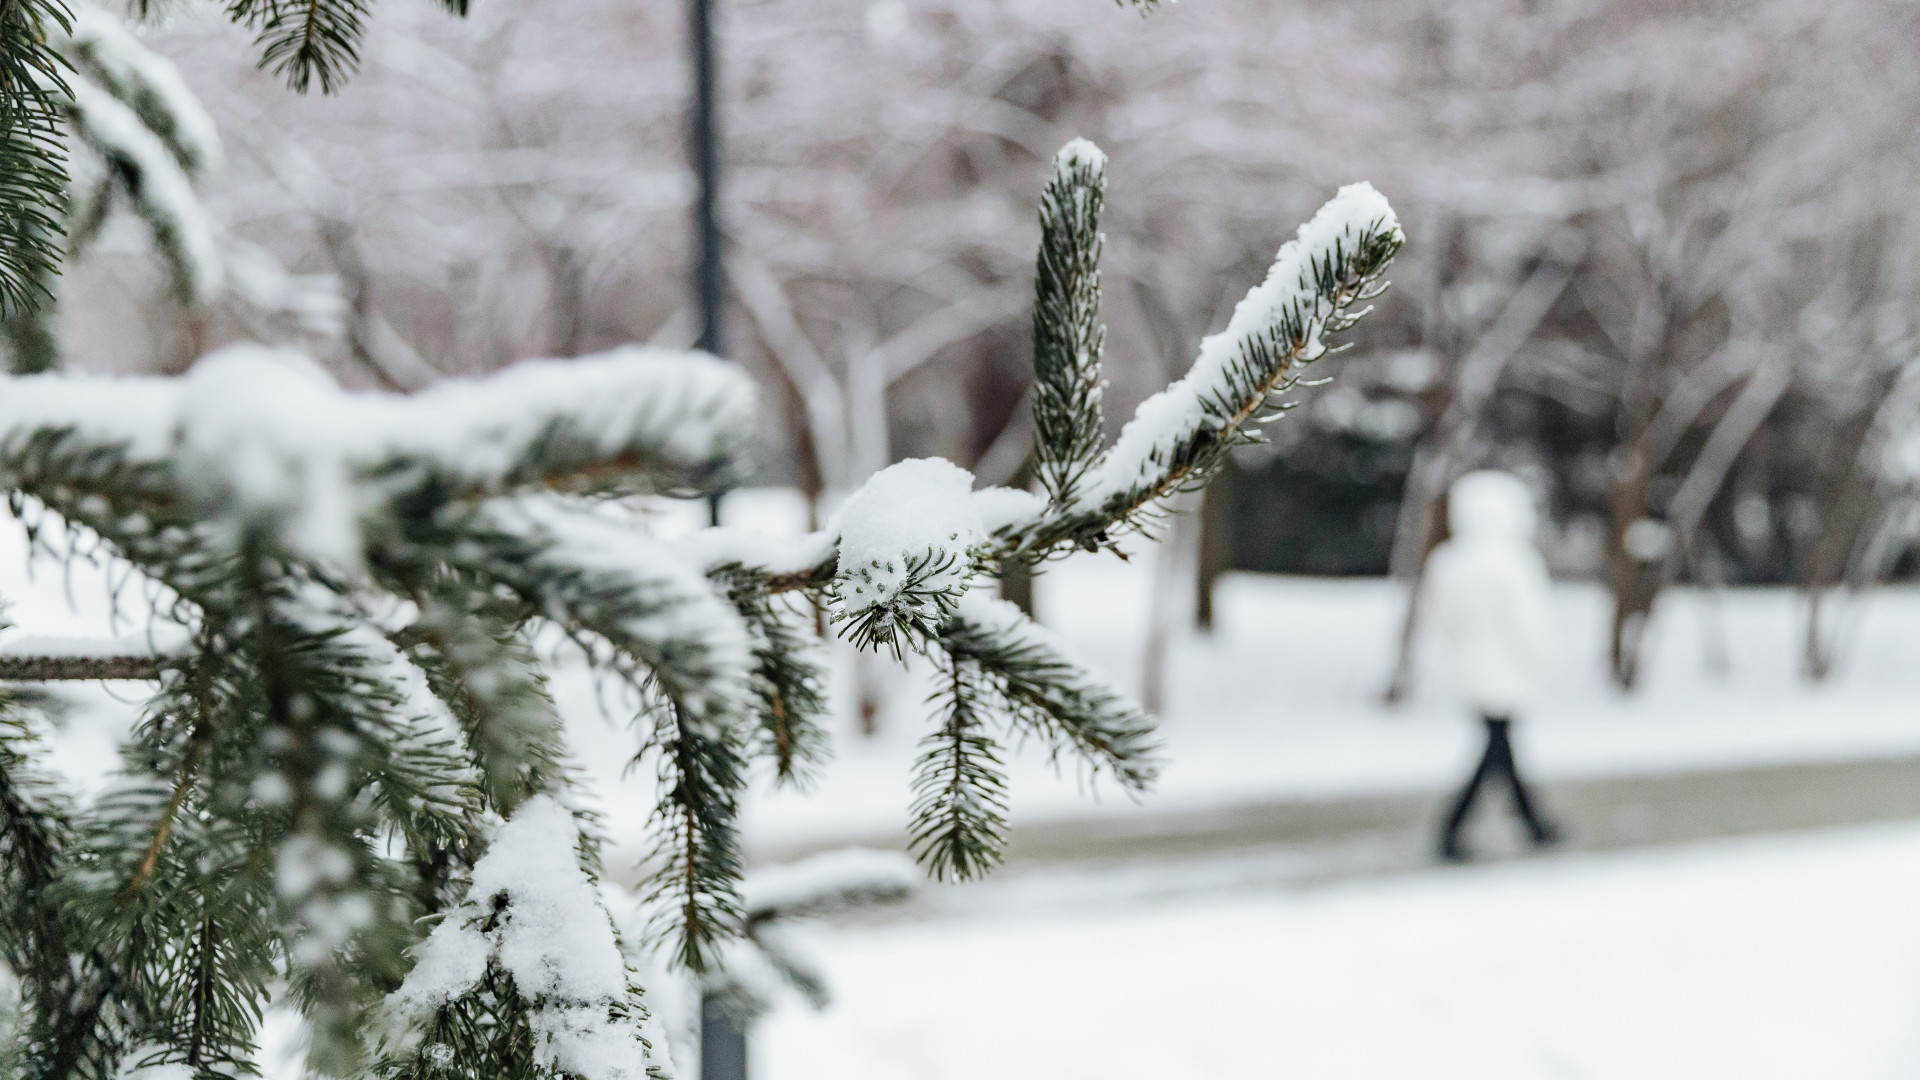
[1797,370,1896,681]
[994,453,1038,617]
[1142,493,1200,716]
[1605,451,1662,690]
[1194,461,1238,632]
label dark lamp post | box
[690,0,726,528]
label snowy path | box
[757,822,1920,1079]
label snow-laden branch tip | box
[1074,182,1401,514]
[829,458,982,654]
[384,796,678,1080]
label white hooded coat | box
[1421,471,1554,716]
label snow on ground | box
[757,822,1920,1080]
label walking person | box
[1424,470,1562,862]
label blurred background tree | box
[42,0,1920,693]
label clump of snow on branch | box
[386,797,676,1080]
[1077,182,1402,510]
[1053,136,1107,173]
[831,458,981,648]
[971,485,1047,536]
[0,344,758,566]
[176,347,360,566]
[385,347,756,495]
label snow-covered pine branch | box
[0,0,69,320]
[1019,180,1403,557]
[54,6,224,309]
[21,6,367,378]
[828,457,981,656]
[1031,138,1108,507]
[0,127,1398,1079]
[380,796,675,1080]
[61,6,223,177]
[0,342,767,1074]
[753,174,1402,603]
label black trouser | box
[1440,714,1553,853]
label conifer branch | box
[907,652,1008,882]
[941,595,1157,790]
[0,0,71,318]
[61,71,222,306]
[712,567,829,787]
[119,717,206,904]
[829,545,971,659]
[642,699,745,973]
[1004,185,1402,560]
[228,0,373,94]
[449,500,755,732]
[0,693,79,1047]
[0,653,163,680]
[1031,140,1108,507]
[388,584,566,816]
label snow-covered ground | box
[757,822,1920,1079]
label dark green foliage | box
[641,700,745,974]
[1,284,58,375]
[390,588,566,818]
[1008,212,1404,563]
[375,964,542,1080]
[1031,146,1107,507]
[939,602,1158,791]
[908,654,1009,882]
[0,691,75,1055]
[0,0,71,320]
[714,569,829,787]
[227,0,375,94]
[828,546,970,660]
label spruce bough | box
[0,141,1400,1079]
